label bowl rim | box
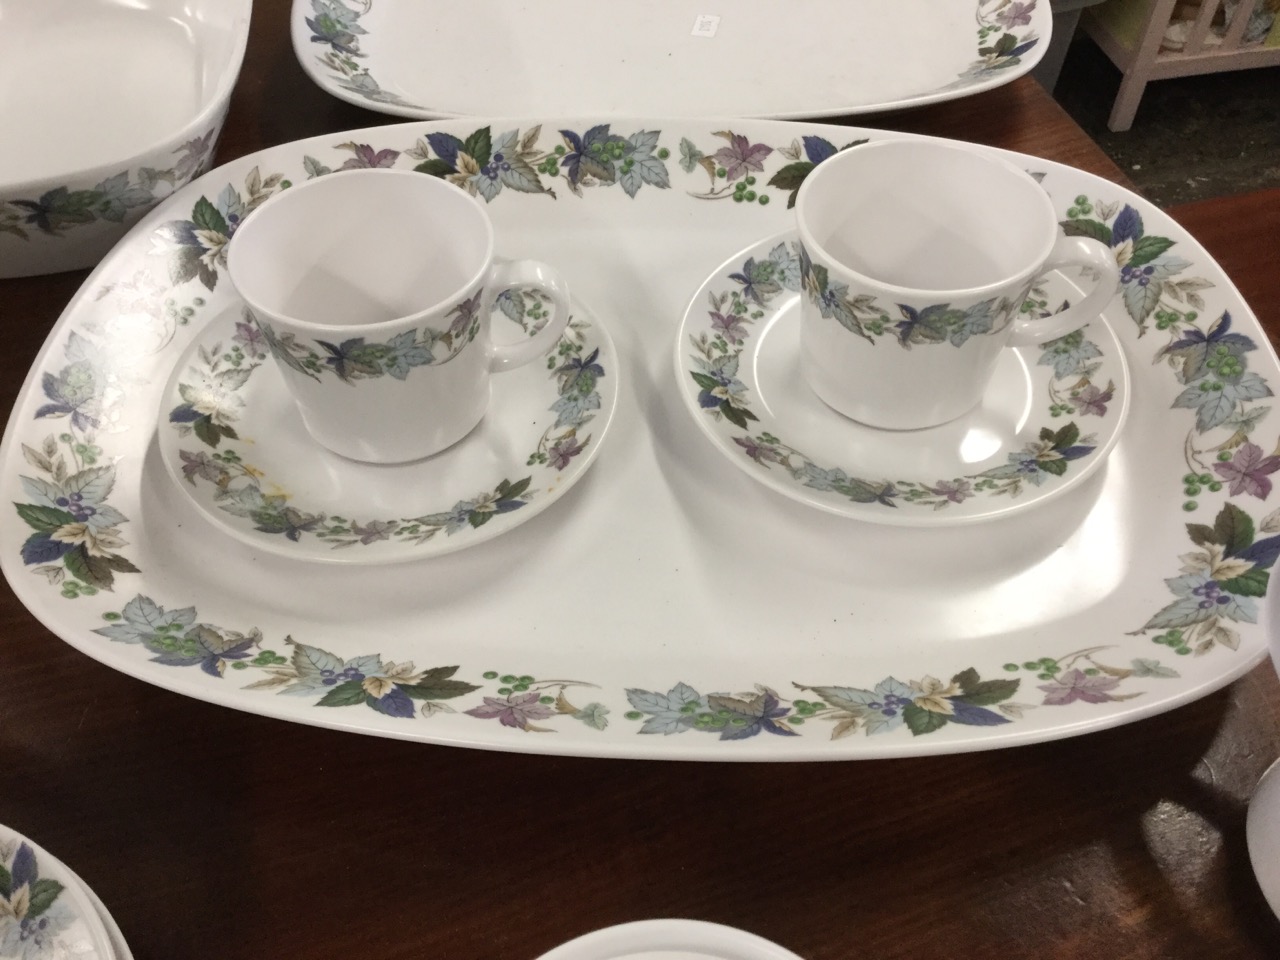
[0,0,253,196]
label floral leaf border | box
[6,117,1270,748]
[300,0,1042,112]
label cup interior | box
[228,169,491,328]
[797,140,1054,292]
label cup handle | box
[1006,235,1121,347]
[485,259,572,372]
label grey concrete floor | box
[1052,35,1280,207]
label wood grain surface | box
[2,3,1279,958]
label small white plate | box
[290,0,1050,119]
[674,232,1131,526]
[157,300,618,564]
[0,824,114,960]
[535,920,804,960]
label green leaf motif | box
[402,674,481,701]
[27,878,64,918]
[317,680,368,707]
[63,545,115,590]
[1051,422,1081,450]
[1059,218,1113,245]
[951,668,1019,706]
[1215,502,1255,556]
[464,127,492,169]
[1037,458,1069,477]
[1221,568,1268,597]
[191,196,228,236]
[0,862,10,897]
[414,159,455,178]
[498,476,532,500]
[767,161,815,192]
[15,503,75,533]
[1127,235,1175,267]
[720,401,757,430]
[903,703,949,736]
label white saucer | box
[0,824,114,960]
[535,920,805,960]
[157,296,618,563]
[675,232,1131,526]
[52,860,131,960]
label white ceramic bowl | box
[535,920,805,960]
[0,0,252,279]
[1248,757,1280,919]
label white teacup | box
[226,168,570,463]
[795,139,1121,431]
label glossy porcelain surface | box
[291,0,1049,119]
[0,825,113,960]
[1,119,1275,760]
[535,919,804,960]
[794,140,1120,429]
[0,0,252,279]
[226,169,572,462]
[676,232,1131,526]
[158,301,616,562]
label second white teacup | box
[226,168,570,463]
[795,139,1121,431]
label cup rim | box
[794,138,1058,300]
[225,167,494,334]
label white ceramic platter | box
[290,0,1050,119]
[2,118,1275,761]
[0,0,252,279]
[157,302,618,564]
[675,231,1132,527]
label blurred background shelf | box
[1078,0,1280,130]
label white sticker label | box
[691,14,720,37]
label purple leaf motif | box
[1038,669,1121,706]
[465,691,556,729]
[340,144,399,170]
[996,0,1036,27]
[709,310,749,344]
[712,134,772,181]
[1069,383,1113,417]
[1214,441,1280,499]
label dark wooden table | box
[4,4,1280,958]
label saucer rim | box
[672,228,1133,528]
[154,298,620,565]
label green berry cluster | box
[1003,657,1068,681]
[1151,629,1192,655]
[146,623,199,656]
[536,146,566,176]
[730,175,769,206]
[231,650,287,670]
[1153,307,1197,330]
[1049,401,1074,418]
[1181,471,1221,498]
[482,670,554,703]
[1205,344,1243,378]
[789,698,827,725]
[1066,195,1093,219]
[57,430,102,466]
[60,579,98,600]
[865,316,889,335]
[163,295,206,327]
